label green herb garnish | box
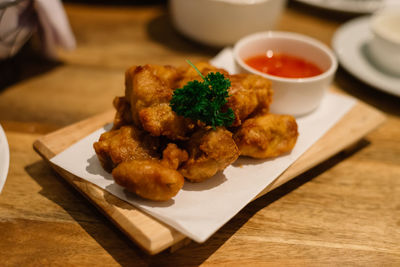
[170,60,235,128]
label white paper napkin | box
[50,49,356,243]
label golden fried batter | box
[139,103,194,139]
[227,74,273,127]
[175,62,229,89]
[125,65,194,140]
[233,114,298,158]
[111,143,187,201]
[125,65,179,102]
[112,96,132,130]
[161,143,189,170]
[93,125,159,172]
[179,127,240,182]
[112,160,185,201]
[125,65,175,125]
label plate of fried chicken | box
[93,62,298,202]
[50,58,355,242]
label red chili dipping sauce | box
[245,51,323,78]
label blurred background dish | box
[332,16,400,97]
[169,0,287,47]
[0,124,9,194]
[368,8,400,76]
[293,0,383,14]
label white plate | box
[294,0,383,13]
[0,124,10,193]
[332,16,400,97]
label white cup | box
[368,8,400,76]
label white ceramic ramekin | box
[233,31,338,116]
[169,0,286,47]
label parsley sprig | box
[170,60,235,129]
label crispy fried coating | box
[93,125,159,172]
[112,160,185,201]
[112,96,133,130]
[175,62,230,89]
[161,143,189,170]
[111,143,187,201]
[125,65,194,140]
[125,64,176,125]
[125,65,179,102]
[233,114,298,158]
[139,103,194,139]
[227,74,273,127]
[179,127,240,182]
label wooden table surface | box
[1,1,399,266]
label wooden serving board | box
[33,95,385,255]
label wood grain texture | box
[1,2,399,265]
[32,93,385,254]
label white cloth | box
[0,0,75,59]
[34,0,76,58]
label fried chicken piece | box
[125,64,176,125]
[175,62,229,89]
[125,65,194,140]
[112,160,185,201]
[179,127,240,182]
[227,73,273,127]
[139,103,194,138]
[93,125,159,172]
[125,65,179,102]
[111,143,188,201]
[161,143,189,170]
[233,114,298,158]
[112,96,133,130]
